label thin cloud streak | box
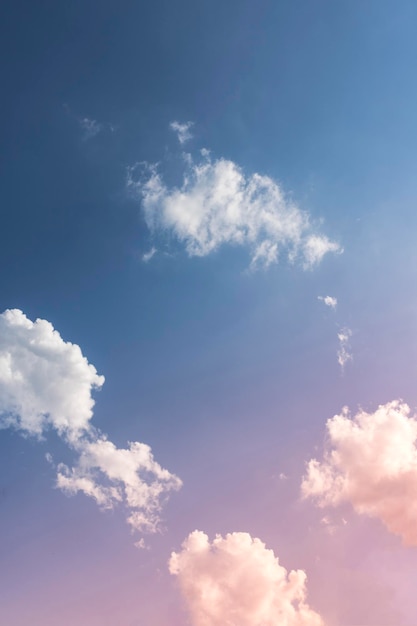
[337,327,352,371]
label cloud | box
[128,151,341,270]
[142,246,157,263]
[337,327,352,371]
[301,400,417,546]
[0,309,181,534]
[169,530,325,626]
[79,116,103,140]
[0,308,104,440]
[170,120,194,144]
[317,296,337,310]
[57,437,181,533]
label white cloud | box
[0,309,181,534]
[79,117,102,140]
[170,120,194,144]
[337,327,352,371]
[57,437,181,533]
[142,246,157,263]
[301,400,417,545]
[128,152,341,270]
[0,308,104,440]
[169,530,325,626]
[317,296,337,310]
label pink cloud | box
[169,530,324,626]
[302,400,417,545]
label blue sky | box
[1,1,417,625]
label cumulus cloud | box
[0,309,181,534]
[170,120,194,144]
[169,530,324,626]
[301,400,417,545]
[0,308,104,440]
[128,151,341,270]
[318,296,337,309]
[337,327,352,371]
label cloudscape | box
[1,2,417,625]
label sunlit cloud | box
[301,400,417,545]
[142,246,157,263]
[0,308,181,535]
[169,530,325,626]
[128,149,341,271]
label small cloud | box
[301,400,417,546]
[169,120,194,144]
[79,117,103,140]
[169,531,324,626]
[319,514,347,536]
[279,472,288,481]
[303,236,342,269]
[337,327,352,371]
[142,246,157,263]
[318,295,337,309]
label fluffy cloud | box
[57,438,181,533]
[301,400,417,545]
[169,531,324,626]
[128,152,341,270]
[0,309,181,534]
[0,308,104,439]
[170,120,194,144]
[318,295,337,309]
[337,327,352,370]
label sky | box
[1,1,417,624]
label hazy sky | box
[1,1,417,625]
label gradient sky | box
[1,1,417,625]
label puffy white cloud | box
[170,120,194,144]
[0,309,181,535]
[317,296,337,309]
[301,400,417,545]
[337,327,352,371]
[128,152,341,270]
[169,531,325,626]
[0,308,104,439]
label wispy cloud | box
[169,531,324,626]
[128,150,342,271]
[337,327,352,371]
[142,246,157,263]
[0,309,181,534]
[169,120,194,144]
[79,116,103,140]
[301,400,417,546]
[318,295,337,309]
